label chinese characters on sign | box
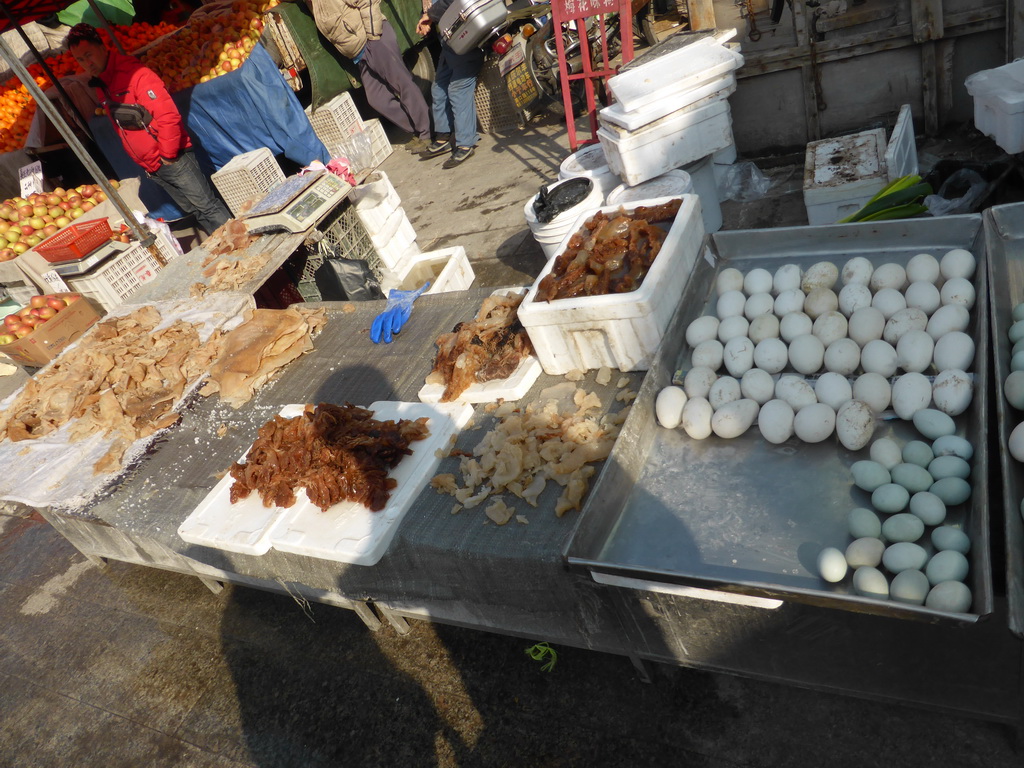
[554,0,620,21]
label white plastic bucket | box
[683,155,723,233]
[524,178,604,259]
[558,144,618,201]
[606,169,694,207]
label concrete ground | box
[3,95,1024,765]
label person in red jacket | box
[66,24,230,237]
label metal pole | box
[0,36,156,251]
[0,2,91,136]
[85,0,126,55]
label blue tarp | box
[90,42,330,221]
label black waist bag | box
[109,101,153,131]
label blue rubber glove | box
[352,46,365,64]
[370,282,431,343]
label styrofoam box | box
[397,246,475,294]
[608,40,743,113]
[373,220,420,273]
[350,170,401,209]
[598,98,734,187]
[600,71,736,132]
[518,194,705,374]
[966,60,1024,154]
[354,192,402,234]
[802,129,888,226]
[368,208,417,254]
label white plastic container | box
[606,169,694,207]
[524,178,604,259]
[600,72,737,132]
[371,213,419,273]
[351,170,401,211]
[397,246,476,294]
[597,97,734,187]
[518,194,705,374]
[354,192,402,234]
[558,143,618,200]
[802,104,917,225]
[965,60,1024,154]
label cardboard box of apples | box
[0,293,101,367]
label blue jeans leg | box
[431,48,454,137]
[150,149,231,235]
[444,45,483,149]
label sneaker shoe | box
[442,146,475,169]
[405,136,430,154]
[419,135,451,157]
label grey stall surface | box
[2,115,1023,766]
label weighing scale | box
[241,170,351,234]
[48,239,130,276]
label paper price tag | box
[42,271,71,293]
[18,161,43,198]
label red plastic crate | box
[34,218,113,264]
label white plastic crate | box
[306,91,364,156]
[1,279,35,307]
[211,148,286,217]
[363,119,394,167]
[397,246,475,294]
[966,60,1024,154]
[65,235,176,311]
[518,195,704,374]
[597,98,734,186]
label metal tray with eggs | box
[566,214,993,624]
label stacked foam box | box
[965,60,1024,154]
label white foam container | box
[802,104,917,225]
[558,143,618,200]
[524,178,604,259]
[350,170,400,208]
[600,72,736,131]
[352,173,402,233]
[606,169,694,206]
[683,155,722,234]
[608,40,743,113]
[518,194,705,374]
[397,246,476,294]
[597,97,734,187]
[965,60,1024,154]
[369,209,418,271]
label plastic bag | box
[314,255,384,302]
[717,161,771,202]
[532,178,592,223]
[132,210,184,256]
[337,131,374,174]
[924,169,988,217]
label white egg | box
[1009,320,1024,344]
[932,435,974,461]
[708,376,742,409]
[891,570,930,605]
[681,397,714,439]
[691,339,724,370]
[779,311,813,342]
[814,372,853,411]
[851,460,891,491]
[793,402,836,443]
[932,369,972,416]
[871,287,907,320]
[933,331,975,371]
[904,281,941,315]
[817,547,848,583]
[838,283,872,317]
[849,509,883,540]
[812,311,848,347]
[1009,422,1024,462]
[655,386,687,429]
[853,372,891,414]
[841,256,874,286]
[932,526,971,553]
[883,308,928,345]
[929,455,970,480]
[773,263,802,294]
[925,581,972,613]
[836,399,875,450]
[882,513,925,543]
[903,440,934,467]
[717,315,750,343]
[891,372,933,420]
[869,437,903,469]
[683,366,718,398]
[775,375,817,411]
[848,307,886,347]
[753,338,789,374]
[909,491,946,526]
[723,336,755,377]
[804,288,839,320]
[802,261,839,292]
[758,398,795,444]
[891,462,934,493]
[853,566,889,599]
[927,304,970,340]
[774,289,806,317]
[711,398,759,438]
[748,314,781,344]
[744,292,775,320]
[1004,370,1024,409]
[896,330,934,373]
[716,267,744,296]
[882,541,928,573]
[686,315,720,347]
[940,248,976,280]
[824,338,860,376]
[740,368,775,404]
[870,262,908,292]
[926,550,969,585]
[861,339,898,377]
[789,334,825,374]
[717,289,747,318]
[743,267,773,295]
[906,252,941,285]
[939,277,976,310]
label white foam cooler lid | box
[966,60,1024,113]
[606,170,693,206]
[560,143,609,175]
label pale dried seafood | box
[190,217,272,298]
[535,199,682,302]
[229,402,430,512]
[425,291,533,402]
[430,383,628,518]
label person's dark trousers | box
[149,148,231,236]
[359,21,430,140]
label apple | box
[79,185,95,198]
[58,201,71,211]
[81,201,94,213]
[31,205,46,217]
[19,224,34,236]
[0,204,12,219]
[12,325,31,338]
[64,294,81,305]
[4,230,19,244]
[41,225,58,237]
[20,315,38,328]
[3,314,21,328]
[47,206,62,218]
[11,243,28,254]
[29,295,48,309]
[35,307,57,320]
[95,191,107,203]
[54,216,71,227]
[0,334,15,345]
[69,208,85,220]
[17,204,32,218]
[24,235,41,247]
[46,297,66,311]
[28,217,45,230]
[45,194,60,206]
